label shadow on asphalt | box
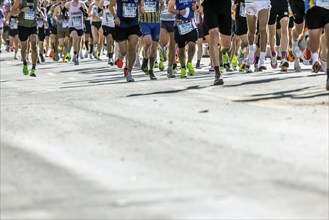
[233,86,329,102]
[126,85,207,97]
[223,76,307,87]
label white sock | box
[312,52,319,64]
[259,52,266,65]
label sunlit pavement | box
[1,51,328,219]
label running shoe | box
[292,41,302,58]
[49,50,54,59]
[154,61,159,69]
[40,54,45,62]
[108,57,114,65]
[239,63,245,72]
[232,55,238,71]
[245,64,252,73]
[148,70,157,80]
[14,53,18,60]
[115,58,123,68]
[167,67,176,78]
[214,73,224,85]
[123,67,129,76]
[271,53,278,69]
[258,65,267,71]
[303,48,312,62]
[287,49,295,62]
[280,59,289,72]
[23,64,29,75]
[238,51,245,64]
[54,52,59,61]
[80,52,84,60]
[294,60,301,72]
[96,56,103,61]
[89,53,94,59]
[209,66,215,72]
[223,53,232,71]
[180,67,187,78]
[84,51,90,58]
[247,44,256,64]
[312,61,322,73]
[159,60,165,71]
[187,62,195,76]
[159,48,167,62]
[141,58,148,73]
[125,71,135,82]
[66,53,71,61]
[29,68,36,77]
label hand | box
[114,16,120,26]
[192,4,197,12]
[179,9,186,16]
[58,19,62,25]
[232,3,237,11]
[140,6,145,14]
[21,7,29,13]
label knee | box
[259,26,267,35]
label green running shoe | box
[23,64,29,75]
[223,52,230,64]
[232,55,238,69]
[29,68,36,77]
[154,61,159,69]
[187,62,195,76]
[66,53,71,61]
[180,67,187,78]
[159,60,165,71]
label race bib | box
[10,19,18,29]
[315,0,329,9]
[72,15,82,27]
[178,21,194,35]
[105,11,114,22]
[93,6,98,15]
[239,2,246,17]
[123,3,137,18]
[24,8,36,20]
[62,19,69,28]
[144,0,156,13]
[37,19,44,27]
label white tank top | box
[69,1,83,29]
[101,0,114,27]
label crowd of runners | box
[0,0,328,89]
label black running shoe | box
[141,58,148,74]
[148,70,157,80]
[214,74,224,85]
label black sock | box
[85,41,89,50]
[109,53,113,58]
[6,40,9,46]
[327,69,329,77]
[74,51,77,55]
[90,45,93,53]
[52,43,55,50]
[32,64,36,69]
[173,63,177,69]
[23,61,27,66]
[182,66,186,69]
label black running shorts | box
[202,0,232,36]
[306,6,329,30]
[18,25,37,42]
[174,27,198,48]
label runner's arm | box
[168,0,181,15]
[10,0,23,16]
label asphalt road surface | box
[1,51,328,219]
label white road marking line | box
[67,77,77,80]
